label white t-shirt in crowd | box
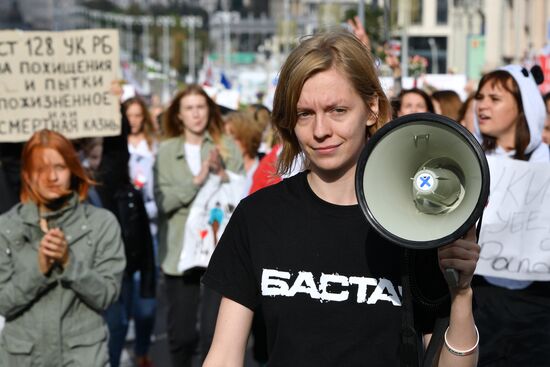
[185,143,202,176]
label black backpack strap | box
[400,249,420,367]
[421,316,448,367]
[402,248,453,367]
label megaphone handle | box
[443,216,484,288]
[444,268,459,288]
[443,214,484,288]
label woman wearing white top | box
[104,96,158,367]
[154,85,243,367]
[126,97,159,235]
[472,65,550,367]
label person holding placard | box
[472,65,550,366]
[0,129,125,366]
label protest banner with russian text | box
[0,29,120,142]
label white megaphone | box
[355,113,490,286]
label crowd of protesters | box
[1,21,550,367]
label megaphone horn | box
[355,113,490,286]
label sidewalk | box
[119,275,263,367]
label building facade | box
[10,0,550,83]
[16,0,80,30]
[391,0,550,78]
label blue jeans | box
[105,272,157,367]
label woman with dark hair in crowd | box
[0,129,125,366]
[397,88,435,117]
[472,65,550,366]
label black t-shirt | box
[203,171,448,366]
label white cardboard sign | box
[475,156,550,281]
[0,29,121,142]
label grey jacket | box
[0,194,126,367]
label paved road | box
[120,275,263,367]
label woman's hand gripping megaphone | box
[437,226,480,290]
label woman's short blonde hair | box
[272,29,391,176]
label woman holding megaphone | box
[202,29,480,367]
[472,65,550,366]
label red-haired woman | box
[0,129,126,367]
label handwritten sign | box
[0,29,120,142]
[475,156,550,281]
